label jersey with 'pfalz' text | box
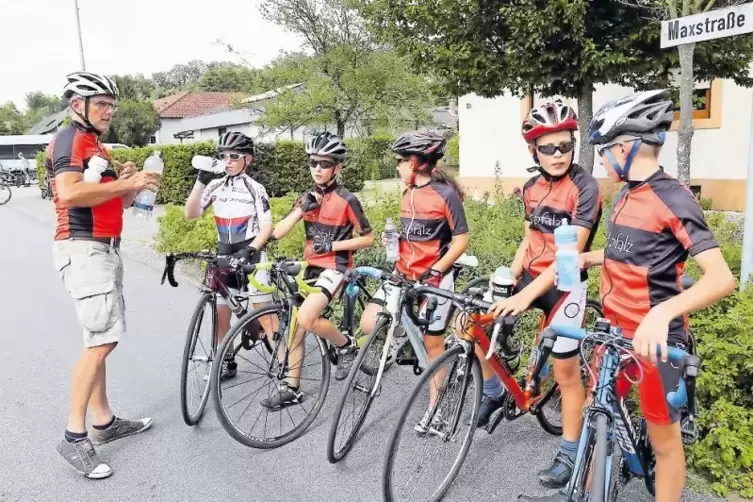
[47,122,122,240]
[601,169,718,343]
[523,164,602,277]
[396,180,469,280]
[300,183,371,272]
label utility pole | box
[74,0,86,70]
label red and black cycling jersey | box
[396,180,469,280]
[600,169,718,343]
[523,164,602,277]
[47,122,122,240]
[301,183,371,272]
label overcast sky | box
[0,0,303,111]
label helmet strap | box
[606,139,642,182]
[72,97,98,134]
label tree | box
[0,102,26,135]
[258,0,433,137]
[23,92,67,130]
[620,0,753,182]
[356,0,683,172]
[110,74,157,101]
[197,64,263,92]
[104,100,160,147]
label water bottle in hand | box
[84,156,109,183]
[133,151,164,219]
[384,218,399,263]
[554,219,579,292]
[490,266,515,301]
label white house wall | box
[459,79,752,182]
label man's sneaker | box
[518,490,568,502]
[414,409,444,435]
[91,417,153,446]
[335,338,358,381]
[261,383,304,410]
[57,437,112,479]
[476,392,506,428]
[537,452,574,489]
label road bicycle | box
[380,282,599,502]
[0,179,11,205]
[40,171,52,200]
[326,255,479,464]
[209,258,371,449]
[531,318,699,502]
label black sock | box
[288,385,300,393]
[337,336,354,349]
[64,430,88,443]
[93,416,116,430]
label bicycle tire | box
[180,292,216,426]
[383,344,482,502]
[591,413,609,502]
[0,184,11,205]
[327,316,390,463]
[212,304,331,449]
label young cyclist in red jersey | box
[518,90,735,502]
[482,100,602,489]
[269,132,373,409]
[360,130,470,433]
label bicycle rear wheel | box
[212,304,331,449]
[383,344,481,502]
[0,184,11,205]
[327,316,389,463]
[180,292,217,426]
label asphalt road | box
[0,187,721,502]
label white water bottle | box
[132,151,164,219]
[191,155,226,174]
[554,219,580,292]
[84,155,109,183]
[384,217,399,263]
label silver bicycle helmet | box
[305,132,347,161]
[63,72,119,100]
[589,89,674,146]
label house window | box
[218,127,227,136]
[670,86,711,120]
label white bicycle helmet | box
[63,72,119,100]
[305,132,347,161]
[588,89,674,146]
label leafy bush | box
[445,134,459,166]
[348,135,395,180]
[35,138,371,204]
[36,151,45,189]
[155,187,752,497]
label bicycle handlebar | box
[536,323,699,412]
[161,251,218,287]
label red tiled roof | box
[153,91,246,119]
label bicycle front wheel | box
[180,292,217,426]
[212,304,331,449]
[383,344,482,502]
[327,316,389,463]
[0,184,11,205]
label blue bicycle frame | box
[534,321,699,501]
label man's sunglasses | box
[596,138,640,156]
[308,159,336,170]
[217,153,246,161]
[536,141,575,156]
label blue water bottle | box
[554,218,579,292]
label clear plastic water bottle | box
[554,218,579,292]
[84,155,109,183]
[132,151,164,219]
[384,217,399,263]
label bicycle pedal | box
[395,355,417,366]
[681,419,698,445]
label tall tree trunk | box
[577,80,594,174]
[335,110,346,138]
[676,42,695,185]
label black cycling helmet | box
[217,131,255,155]
[305,132,347,161]
[391,130,446,163]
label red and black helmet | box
[521,99,579,143]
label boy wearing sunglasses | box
[184,131,276,380]
[484,100,602,489]
[269,132,373,409]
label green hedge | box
[348,135,396,180]
[35,138,371,203]
[156,189,751,497]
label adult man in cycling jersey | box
[184,131,276,380]
[271,132,373,408]
[486,100,601,489]
[519,90,735,502]
[50,72,161,479]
